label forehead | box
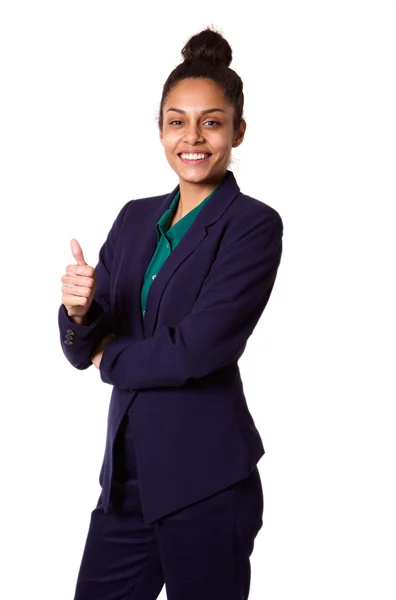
[164,78,231,113]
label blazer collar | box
[157,169,240,230]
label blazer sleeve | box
[58,201,131,370]
[99,209,283,390]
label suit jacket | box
[58,170,283,524]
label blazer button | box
[66,329,75,335]
[64,340,73,345]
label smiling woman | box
[161,78,246,200]
[158,30,246,217]
[58,25,283,600]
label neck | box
[176,174,225,218]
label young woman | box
[59,27,283,600]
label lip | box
[177,152,212,166]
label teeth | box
[180,153,209,160]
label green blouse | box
[141,187,217,318]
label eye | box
[203,120,220,127]
[169,120,184,126]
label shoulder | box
[233,192,282,226]
[110,193,169,231]
[220,191,283,247]
[119,193,169,217]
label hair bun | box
[181,28,232,68]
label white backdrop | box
[1,1,395,598]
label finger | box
[91,355,100,369]
[102,333,116,344]
[62,274,95,288]
[66,264,95,278]
[62,284,92,298]
[71,238,87,266]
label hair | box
[158,27,244,132]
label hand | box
[61,239,96,325]
[91,333,116,369]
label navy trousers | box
[73,413,264,600]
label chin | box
[170,166,206,183]
[177,166,224,185]
[180,172,211,184]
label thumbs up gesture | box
[61,239,96,325]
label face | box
[160,78,246,187]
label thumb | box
[71,238,87,266]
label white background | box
[1,1,395,598]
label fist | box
[61,239,96,325]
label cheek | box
[215,141,233,160]
[162,133,183,153]
[212,133,234,153]
[161,141,174,156]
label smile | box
[178,153,212,165]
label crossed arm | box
[60,204,283,388]
[97,212,283,390]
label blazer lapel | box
[125,186,179,338]
[143,170,241,338]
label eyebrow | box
[166,107,225,115]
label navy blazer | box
[58,170,283,524]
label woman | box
[59,27,283,600]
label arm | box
[58,201,131,370]
[99,210,283,390]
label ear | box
[232,119,246,148]
[159,128,164,145]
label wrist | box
[68,313,86,326]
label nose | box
[183,122,204,145]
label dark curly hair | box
[158,27,244,132]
